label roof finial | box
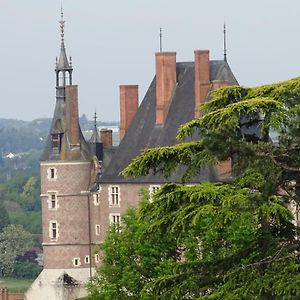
[94,111,97,128]
[223,23,227,62]
[159,27,163,52]
[59,4,65,47]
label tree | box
[89,78,300,299]
[0,224,34,276]
[0,201,10,231]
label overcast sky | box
[0,0,300,121]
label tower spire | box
[223,23,227,62]
[55,7,73,87]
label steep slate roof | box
[40,89,92,162]
[100,60,238,184]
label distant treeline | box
[0,115,118,154]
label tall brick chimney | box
[65,85,80,146]
[100,128,113,147]
[119,85,139,140]
[155,52,177,125]
[194,50,210,118]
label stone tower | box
[25,11,101,300]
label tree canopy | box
[89,78,300,299]
[0,224,34,276]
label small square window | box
[73,257,81,267]
[109,213,121,230]
[85,256,90,264]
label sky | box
[1,0,300,122]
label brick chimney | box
[155,52,177,125]
[65,85,80,146]
[100,128,113,147]
[194,50,210,118]
[119,85,139,140]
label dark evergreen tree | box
[89,78,300,299]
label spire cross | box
[223,23,227,62]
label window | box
[47,192,58,210]
[109,213,121,225]
[93,193,100,206]
[47,167,57,180]
[85,256,90,264]
[49,221,59,241]
[95,224,101,235]
[95,254,100,263]
[149,185,160,202]
[73,257,81,267]
[109,186,120,206]
[51,133,62,153]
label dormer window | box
[51,133,62,153]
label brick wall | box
[0,288,24,300]
[40,161,100,269]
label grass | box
[0,277,33,292]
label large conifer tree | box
[89,78,300,299]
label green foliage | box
[10,261,42,279]
[8,210,41,234]
[0,277,34,292]
[92,77,300,299]
[0,201,10,231]
[0,224,34,276]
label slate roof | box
[100,60,238,183]
[40,88,92,162]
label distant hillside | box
[0,115,119,154]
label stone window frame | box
[47,191,59,210]
[73,257,81,267]
[95,224,101,236]
[49,220,59,241]
[108,185,121,207]
[47,167,58,181]
[93,193,100,206]
[109,213,121,225]
[148,184,161,202]
[84,256,90,264]
[95,254,100,263]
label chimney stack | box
[65,85,80,146]
[119,85,139,140]
[100,129,113,147]
[155,52,177,124]
[194,50,210,118]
